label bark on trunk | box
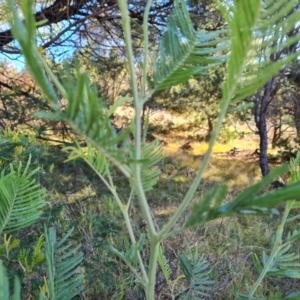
[253,78,276,177]
[271,123,281,148]
[293,97,300,137]
[258,110,270,176]
[205,117,213,141]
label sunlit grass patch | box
[203,158,261,189]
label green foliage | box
[0,156,46,234]
[184,165,300,228]
[0,140,84,299]
[58,71,131,177]
[0,260,21,300]
[157,246,172,281]
[150,0,226,93]
[178,248,214,299]
[5,0,300,299]
[64,142,108,178]
[42,226,84,300]
[239,152,300,299]
[226,0,300,103]
[252,240,300,278]
[17,234,45,275]
[129,139,163,192]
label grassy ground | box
[2,126,299,299]
[38,135,299,299]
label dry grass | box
[32,126,299,299]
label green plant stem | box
[110,246,145,284]
[248,200,294,297]
[82,158,148,282]
[118,2,159,298]
[146,241,160,299]
[117,0,156,237]
[141,0,153,97]
[107,171,148,282]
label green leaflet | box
[185,165,300,229]
[64,142,108,177]
[178,249,214,300]
[0,260,21,300]
[150,0,227,93]
[157,246,172,281]
[230,0,300,103]
[6,0,59,106]
[129,139,164,192]
[43,226,84,300]
[0,156,46,235]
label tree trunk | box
[253,78,276,177]
[293,97,300,137]
[271,121,282,148]
[205,117,213,141]
[258,110,270,176]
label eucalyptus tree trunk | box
[253,78,277,177]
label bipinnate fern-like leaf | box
[157,246,172,281]
[0,260,21,300]
[252,231,300,279]
[226,0,300,103]
[55,72,132,178]
[6,0,132,178]
[150,0,227,93]
[64,73,131,168]
[185,165,300,228]
[43,226,84,300]
[178,249,214,300]
[64,141,108,178]
[0,156,46,235]
[129,139,163,192]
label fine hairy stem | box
[110,246,145,284]
[141,0,153,97]
[146,242,160,299]
[117,0,156,236]
[107,170,148,282]
[82,157,148,282]
[117,1,159,298]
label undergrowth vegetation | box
[1,0,300,299]
[1,129,300,299]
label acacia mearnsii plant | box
[5,0,300,299]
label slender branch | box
[141,0,154,97]
[107,168,148,282]
[117,0,156,236]
[110,246,145,285]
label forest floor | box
[37,134,297,300]
[14,110,299,299]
